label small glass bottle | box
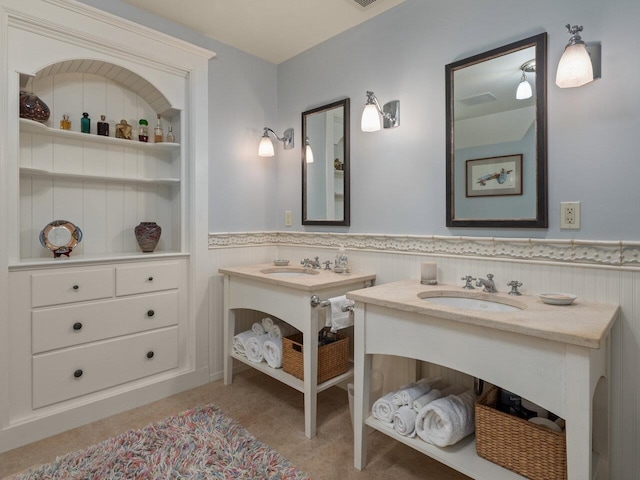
[59,114,71,130]
[153,114,163,143]
[115,119,132,139]
[335,246,349,274]
[166,124,175,143]
[97,115,109,136]
[138,119,149,142]
[80,112,90,134]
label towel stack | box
[233,317,300,369]
[372,380,476,446]
[372,378,434,434]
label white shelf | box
[230,352,353,393]
[365,416,527,479]
[10,251,189,270]
[20,166,180,185]
[20,118,180,152]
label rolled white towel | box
[245,334,270,363]
[413,389,443,412]
[263,338,283,368]
[232,330,255,356]
[251,322,266,336]
[393,405,417,437]
[372,392,398,427]
[392,380,432,406]
[415,390,476,447]
[262,317,275,331]
[268,322,298,339]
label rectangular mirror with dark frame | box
[446,33,548,228]
[302,98,350,226]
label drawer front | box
[33,327,179,409]
[32,268,114,307]
[116,262,179,296]
[32,291,179,354]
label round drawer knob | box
[148,276,154,282]
[73,369,83,378]
[72,285,79,290]
[146,351,154,359]
[73,322,83,331]
[147,310,155,318]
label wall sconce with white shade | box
[361,90,400,132]
[304,137,314,163]
[258,127,294,157]
[516,60,535,100]
[556,24,601,88]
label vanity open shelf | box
[230,352,353,393]
[365,416,523,479]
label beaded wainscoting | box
[209,231,640,479]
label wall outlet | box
[285,210,292,227]
[561,202,580,229]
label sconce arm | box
[367,90,397,124]
[263,127,294,149]
[365,91,396,123]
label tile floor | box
[0,369,471,479]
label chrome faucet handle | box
[323,260,332,270]
[461,275,476,289]
[507,280,523,295]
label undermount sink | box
[419,292,523,312]
[260,267,320,277]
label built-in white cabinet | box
[10,260,185,411]
[0,0,213,452]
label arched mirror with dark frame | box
[446,33,548,228]
[302,98,350,226]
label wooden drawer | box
[31,267,114,307]
[32,327,179,408]
[32,291,179,354]
[115,262,179,296]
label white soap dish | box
[539,293,577,306]
[273,259,289,266]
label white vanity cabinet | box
[220,264,375,438]
[349,280,619,480]
[0,0,213,452]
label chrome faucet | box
[300,256,321,269]
[476,274,497,292]
[461,275,476,289]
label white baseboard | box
[0,366,210,453]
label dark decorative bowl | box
[20,91,50,123]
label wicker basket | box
[282,327,349,384]
[475,386,567,480]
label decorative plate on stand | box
[39,220,83,257]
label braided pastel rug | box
[12,404,309,479]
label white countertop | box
[219,263,376,292]
[347,280,619,349]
